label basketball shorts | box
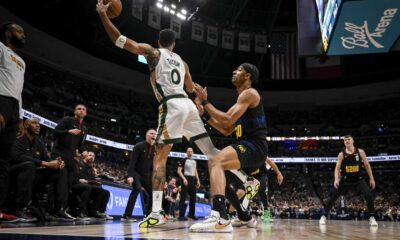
[231,138,268,169]
[156,97,208,144]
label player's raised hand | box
[96,0,111,14]
[194,83,208,102]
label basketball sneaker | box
[231,215,257,228]
[190,210,233,233]
[138,210,166,228]
[0,212,19,223]
[263,209,271,223]
[243,177,260,200]
[369,216,378,227]
[319,215,326,225]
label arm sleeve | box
[38,139,51,162]
[53,117,71,136]
[11,138,42,166]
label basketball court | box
[0,219,397,240]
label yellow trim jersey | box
[0,41,25,118]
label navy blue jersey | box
[234,92,268,141]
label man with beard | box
[10,118,70,221]
[0,22,26,222]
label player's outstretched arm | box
[194,84,258,135]
[96,0,159,60]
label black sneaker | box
[45,212,58,222]
[121,215,137,222]
[75,209,91,221]
[15,209,38,223]
[89,211,104,219]
[178,216,188,221]
[54,209,75,222]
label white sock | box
[152,191,163,212]
[230,169,248,183]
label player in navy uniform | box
[319,135,377,226]
[191,63,268,232]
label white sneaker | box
[101,212,114,220]
[190,210,233,233]
[138,210,166,228]
[369,216,378,227]
[319,215,326,225]
[231,215,257,228]
[243,178,260,200]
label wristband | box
[201,99,209,106]
[201,111,211,122]
[115,35,127,49]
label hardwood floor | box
[0,218,397,240]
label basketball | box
[104,0,122,19]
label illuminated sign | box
[320,0,343,52]
[328,0,400,55]
[102,184,144,216]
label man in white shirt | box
[0,22,26,223]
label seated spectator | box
[164,177,179,220]
[10,118,72,222]
[72,151,112,220]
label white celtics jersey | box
[151,48,187,102]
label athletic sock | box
[212,195,228,220]
[152,191,163,212]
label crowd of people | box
[8,57,400,223]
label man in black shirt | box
[73,151,112,220]
[51,104,87,189]
[121,129,156,221]
[319,135,377,226]
[10,118,71,221]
